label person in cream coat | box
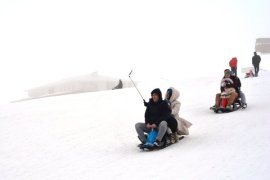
[165,87,192,138]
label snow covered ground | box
[1,70,270,180]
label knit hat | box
[151,88,162,100]
[224,69,232,75]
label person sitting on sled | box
[213,69,239,110]
[164,87,192,144]
[135,88,175,148]
[228,69,247,108]
[219,80,237,108]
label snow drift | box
[23,72,135,100]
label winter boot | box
[137,134,147,147]
[226,105,233,110]
[242,103,247,109]
[153,139,165,147]
[170,132,178,144]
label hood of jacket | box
[165,87,180,102]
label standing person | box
[165,87,192,143]
[135,88,172,148]
[252,52,261,77]
[112,79,123,90]
[229,57,238,76]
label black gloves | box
[143,99,148,107]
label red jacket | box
[229,57,237,67]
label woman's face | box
[152,93,159,102]
[166,89,172,100]
[224,73,230,78]
[166,93,170,100]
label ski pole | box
[128,70,144,100]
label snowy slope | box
[1,71,270,180]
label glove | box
[143,99,148,106]
[165,99,171,106]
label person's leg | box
[167,128,172,134]
[135,122,150,143]
[215,93,221,108]
[227,92,238,106]
[239,90,247,104]
[156,121,168,142]
[257,64,260,75]
[254,66,258,76]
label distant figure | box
[245,69,255,78]
[112,79,123,90]
[229,57,238,76]
[252,52,261,77]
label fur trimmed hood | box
[165,87,180,103]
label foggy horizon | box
[1,0,270,103]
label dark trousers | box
[254,65,260,76]
[166,117,178,133]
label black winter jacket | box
[252,55,261,66]
[144,99,171,126]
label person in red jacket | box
[229,57,238,76]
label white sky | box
[0,0,270,103]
